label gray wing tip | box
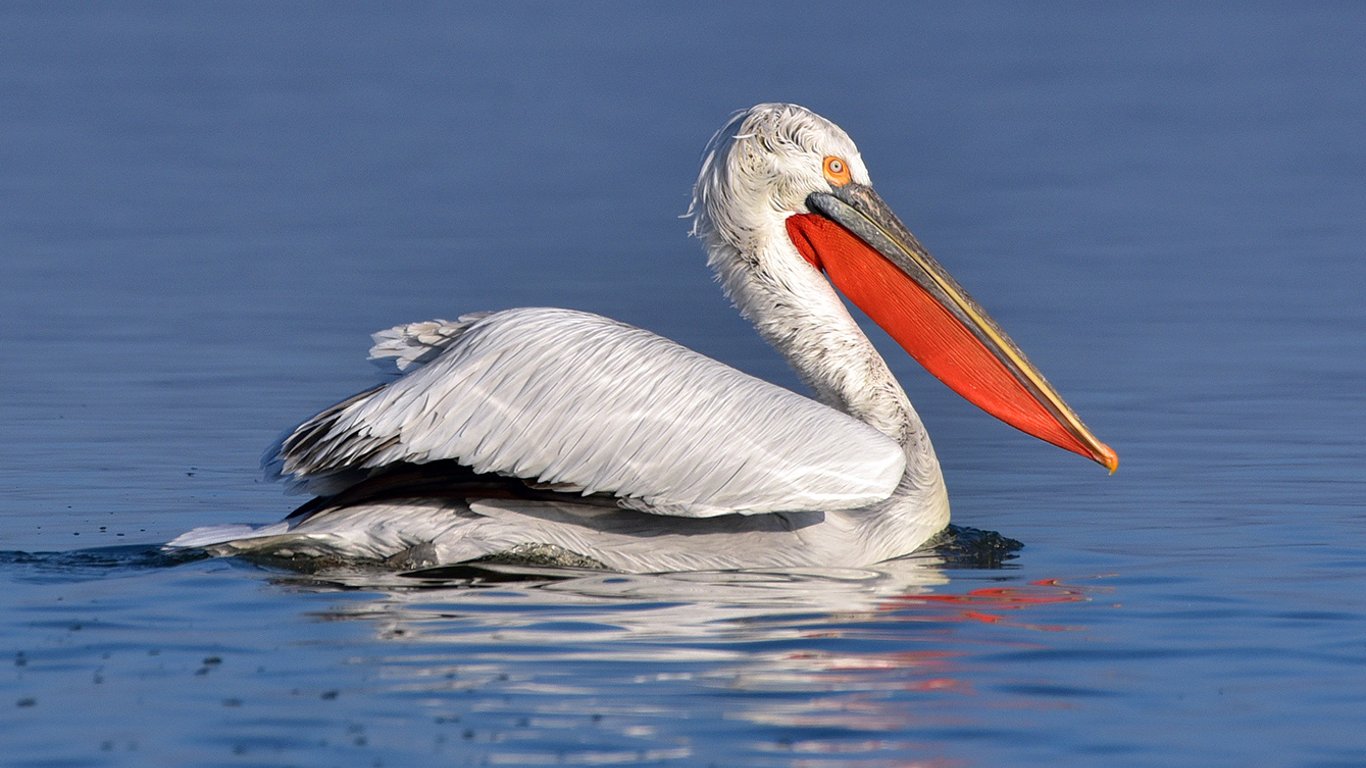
[262,383,393,494]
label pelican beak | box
[786,183,1118,473]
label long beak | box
[786,183,1118,472]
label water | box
[2,3,1364,765]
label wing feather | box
[367,313,492,373]
[268,308,905,517]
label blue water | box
[3,3,1364,766]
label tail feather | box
[164,522,291,550]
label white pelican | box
[169,103,1117,572]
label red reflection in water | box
[754,579,1099,716]
[888,578,1091,632]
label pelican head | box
[691,104,869,252]
[689,103,1118,472]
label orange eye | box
[823,156,852,186]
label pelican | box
[169,103,1117,572]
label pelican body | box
[170,104,1116,572]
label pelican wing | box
[268,308,905,517]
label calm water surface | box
[2,4,1364,766]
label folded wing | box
[267,308,905,517]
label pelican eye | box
[822,156,852,186]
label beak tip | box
[1096,443,1120,475]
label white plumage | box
[269,308,905,517]
[168,102,1114,572]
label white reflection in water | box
[266,555,1095,766]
